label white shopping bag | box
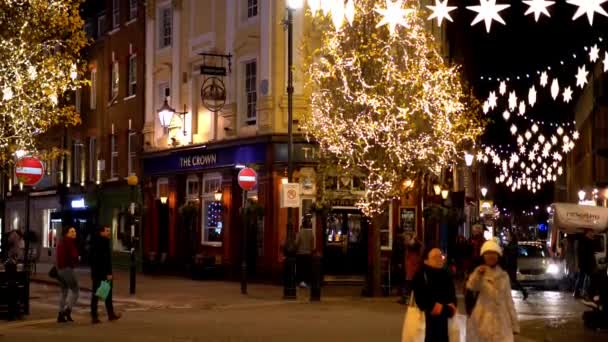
[402,293,425,342]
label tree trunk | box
[366,214,383,297]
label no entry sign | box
[237,167,257,191]
[15,156,44,186]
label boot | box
[91,317,101,324]
[57,312,67,323]
[108,313,122,321]
[64,308,74,322]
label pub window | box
[202,175,222,245]
[186,176,200,201]
[157,178,169,202]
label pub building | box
[141,135,422,288]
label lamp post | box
[157,97,189,137]
[127,174,139,295]
[283,0,301,300]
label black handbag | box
[48,265,58,279]
[465,289,479,316]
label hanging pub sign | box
[201,77,226,112]
[200,65,227,76]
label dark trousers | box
[91,277,114,318]
[296,254,312,284]
[5,262,19,319]
[575,271,591,297]
[508,271,528,296]
[425,314,449,342]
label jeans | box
[296,254,312,284]
[575,271,591,297]
[57,268,79,312]
[91,277,114,318]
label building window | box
[245,60,257,124]
[128,131,138,176]
[157,178,169,201]
[89,137,97,181]
[97,14,106,36]
[202,176,222,245]
[159,6,172,49]
[128,54,137,96]
[72,141,83,185]
[84,22,93,39]
[247,0,258,18]
[129,0,138,20]
[90,68,97,109]
[42,209,59,249]
[380,205,393,250]
[186,176,200,201]
[112,0,120,29]
[110,134,118,178]
[110,61,119,100]
[75,89,81,113]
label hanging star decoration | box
[502,110,510,121]
[563,86,573,103]
[467,0,511,33]
[427,0,457,25]
[576,65,589,88]
[540,71,549,87]
[523,0,555,21]
[508,91,518,111]
[567,0,608,25]
[499,81,507,95]
[590,44,600,62]
[551,78,560,99]
[604,52,608,72]
[528,86,537,107]
[488,91,498,109]
[374,0,414,34]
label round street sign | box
[15,156,44,186]
[238,167,257,191]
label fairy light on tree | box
[302,0,485,216]
[0,0,87,163]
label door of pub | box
[323,209,368,276]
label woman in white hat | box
[466,240,520,342]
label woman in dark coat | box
[412,246,457,342]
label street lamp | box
[157,97,189,137]
[464,152,474,167]
[433,184,441,196]
[441,189,449,200]
[126,174,139,295]
[282,0,300,300]
[578,190,586,201]
[481,187,488,198]
[214,189,223,202]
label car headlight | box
[546,264,560,275]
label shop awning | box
[550,203,608,233]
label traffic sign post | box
[237,167,257,295]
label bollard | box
[129,248,136,295]
[310,255,321,302]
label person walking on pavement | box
[5,228,24,320]
[467,240,519,342]
[295,215,314,288]
[575,229,596,300]
[503,232,528,300]
[90,225,121,323]
[468,224,486,273]
[405,234,422,299]
[412,246,458,342]
[56,226,80,323]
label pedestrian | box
[467,240,519,342]
[295,215,314,288]
[503,232,528,300]
[4,228,24,320]
[405,234,422,298]
[468,224,486,272]
[90,225,121,323]
[392,232,406,303]
[575,229,596,300]
[412,246,457,342]
[564,234,578,292]
[56,226,80,323]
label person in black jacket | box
[412,246,457,342]
[575,229,597,299]
[90,225,120,323]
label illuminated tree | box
[0,0,87,163]
[302,0,485,216]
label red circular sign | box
[15,156,45,186]
[237,167,257,191]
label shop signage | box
[71,198,86,209]
[15,156,44,186]
[281,183,300,208]
[329,198,358,207]
[238,167,258,191]
[179,153,217,168]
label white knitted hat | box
[480,240,502,256]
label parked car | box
[517,241,565,289]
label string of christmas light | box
[302,0,484,216]
[299,0,608,33]
[0,0,87,163]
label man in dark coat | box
[90,225,120,323]
[503,232,528,300]
[575,229,597,299]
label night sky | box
[446,0,608,213]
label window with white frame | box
[379,204,393,250]
[90,69,97,109]
[247,0,258,18]
[129,0,138,20]
[110,134,118,178]
[72,141,83,185]
[128,54,137,96]
[128,131,138,176]
[158,5,172,49]
[89,137,97,181]
[42,209,58,248]
[98,14,106,36]
[110,60,119,100]
[186,176,200,201]
[112,0,120,29]
[157,178,169,202]
[245,60,257,124]
[202,175,222,245]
